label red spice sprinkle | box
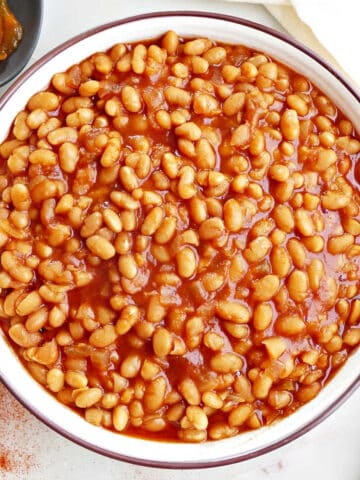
[0,452,11,472]
[0,382,39,478]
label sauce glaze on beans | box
[0,32,359,442]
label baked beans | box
[0,32,359,443]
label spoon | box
[0,0,43,87]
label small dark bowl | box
[0,0,43,86]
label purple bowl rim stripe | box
[0,10,359,470]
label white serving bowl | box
[0,11,359,469]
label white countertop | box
[0,1,359,479]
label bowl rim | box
[1,10,359,108]
[0,10,359,470]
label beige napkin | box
[224,0,359,88]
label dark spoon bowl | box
[0,0,43,86]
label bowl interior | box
[0,12,359,468]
